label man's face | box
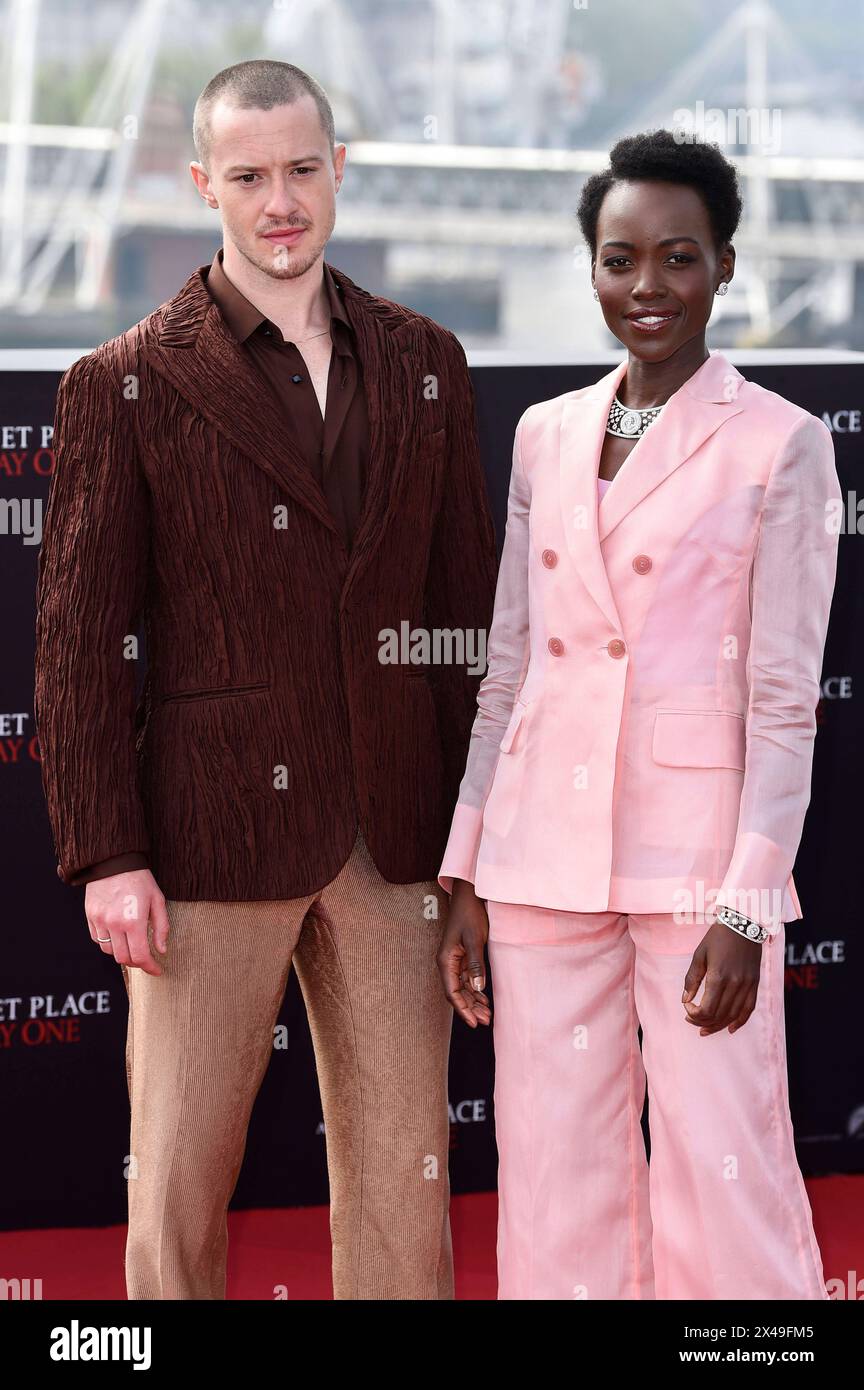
[192,93,346,279]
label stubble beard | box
[233,211,335,282]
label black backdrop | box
[1,353,861,1233]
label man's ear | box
[189,161,218,207]
[333,142,348,193]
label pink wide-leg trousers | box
[486,902,829,1301]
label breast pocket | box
[398,427,446,537]
[651,708,746,771]
[418,426,446,449]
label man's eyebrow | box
[599,237,702,250]
[224,155,324,175]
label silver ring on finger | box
[96,934,112,944]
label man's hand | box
[682,919,764,1036]
[437,878,492,1028]
[85,869,170,977]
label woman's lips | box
[625,311,681,334]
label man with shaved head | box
[35,59,497,1301]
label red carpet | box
[1,1179,860,1299]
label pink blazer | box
[438,350,842,936]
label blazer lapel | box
[558,358,626,632]
[140,260,423,602]
[330,274,423,605]
[559,350,746,630]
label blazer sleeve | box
[421,329,499,810]
[34,351,152,887]
[713,412,841,936]
[438,409,531,894]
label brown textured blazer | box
[34,260,498,900]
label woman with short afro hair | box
[437,129,839,1301]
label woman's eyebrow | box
[599,236,702,250]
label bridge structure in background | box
[0,0,861,347]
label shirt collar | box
[204,245,352,352]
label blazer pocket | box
[417,426,446,451]
[498,698,529,754]
[483,698,531,838]
[160,681,270,705]
[652,708,746,771]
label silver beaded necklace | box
[606,393,666,439]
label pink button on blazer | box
[438,350,842,935]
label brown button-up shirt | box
[74,248,370,886]
[204,246,370,551]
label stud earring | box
[715,282,729,295]
[593,288,599,300]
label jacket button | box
[541,548,558,568]
[607,638,626,658]
[548,637,565,656]
[633,554,652,573]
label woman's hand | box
[682,920,763,1036]
[437,879,492,1029]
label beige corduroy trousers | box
[119,829,454,1300]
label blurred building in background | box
[1,0,863,353]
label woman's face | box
[591,179,735,363]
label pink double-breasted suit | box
[439,350,841,1300]
[440,348,840,932]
